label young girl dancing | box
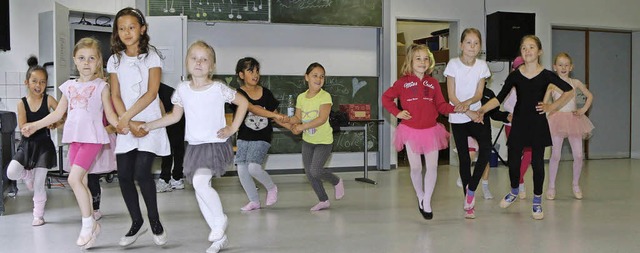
[477,35,574,220]
[6,56,58,226]
[444,28,492,218]
[231,57,285,211]
[502,56,533,199]
[545,52,594,200]
[277,62,345,211]
[382,44,467,220]
[22,38,118,249]
[108,7,170,246]
[141,41,248,253]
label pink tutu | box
[394,123,450,154]
[548,112,594,139]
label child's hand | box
[105,125,117,134]
[273,113,286,121]
[536,102,553,114]
[454,103,468,113]
[290,124,303,135]
[116,118,130,134]
[573,109,586,116]
[396,110,411,120]
[21,123,35,137]
[466,110,482,124]
[217,126,237,139]
[507,113,513,122]
[129,121,149,137]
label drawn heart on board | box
[352,78,367,98]
[225,77,234,85]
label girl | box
[140,41,248,253]
[64,115,117,220]
[502,56,533,200]
[6,56,58,226]
[107,7,170,246]
[382,44,467,220]
[545,52,594,200]
[22,38,118,249]
[459,86,511,200]
[278,62,344,212]
[477,35,574,220]
[231,57,285,211]
[443,28,492,219]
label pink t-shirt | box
[59,78,110,144]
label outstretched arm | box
[22,96,68,137]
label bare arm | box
[22,96,68,136]
[101,86,119,128]
[142,105,184,131]
[575,81,593,115]
[16,100,26,129]
[296,103,331,131]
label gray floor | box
[1,159,640,253]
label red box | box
[340,104,371,121]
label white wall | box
[632,32,640,159]
[383,0,640,165]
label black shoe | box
[419,201,433,220]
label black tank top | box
[22,96,51,140]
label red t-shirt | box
[382,74,454,129]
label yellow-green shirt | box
[297,89,333,144]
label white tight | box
[6,161,48,218]
[192,168,226,233]
[548,135,584,189]
[406,146,439,213]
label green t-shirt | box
[297,89,333,144]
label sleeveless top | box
[22,96,50,140]
[551,79,577,112]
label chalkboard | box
[271,0,383,27]
[216,74,379,154]
[148,0,269,22]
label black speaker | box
[486,11,535,61]
[0,0,9,51]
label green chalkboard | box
[216,74,379,154]
[147,0,269,22]
[271,0,383,27]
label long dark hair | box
[110,7,160,66]
[235,57,260,84]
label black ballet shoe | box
[419,201,433,220]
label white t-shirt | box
[172,80,237,145]
[444,58,491,123]
[106,50,170,156]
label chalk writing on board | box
[276,0,332,9]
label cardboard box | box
[340,104,371,121]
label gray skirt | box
[183,139,233,183]
[234,139,271,165]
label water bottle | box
[286,94,295,117]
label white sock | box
[80,216,95,237]
[482,179,489,185]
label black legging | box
[88,174,101,210]
[452,122,492,194]
[508,144,545,195]
[117,150,160,225]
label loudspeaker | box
[486,11,535,61]
[0,0,9,51]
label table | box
[273,120,382,185]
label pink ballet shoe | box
[310,201,330,211]
[265,186,278,206]
[573,185,583,200]
[334,179,344,200]
[240,201,260,211]
[546,188,556,200]
[32,217,45,226]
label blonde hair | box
[400,44,435,76]
[185,40,217,80]
[553,52,573,65]
[460,28,483,45]
[73,37,104,78]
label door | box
[588,31,631,158]
[146,16,188,87]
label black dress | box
[496,69,572,148]
[13,96,57,169]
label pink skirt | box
[548,112,594,139]
[394,123,450,154]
